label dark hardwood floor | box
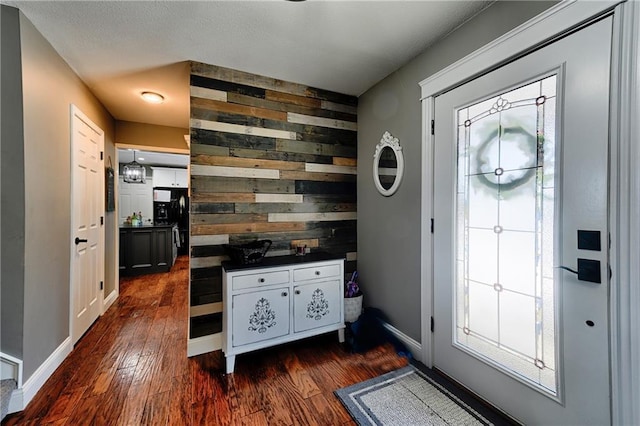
[3,256,408,425]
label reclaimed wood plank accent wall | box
[189,61,358,342]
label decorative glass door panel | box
[455,75,558,394]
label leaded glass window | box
[455,75,558,394]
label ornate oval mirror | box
[373,131,404,196]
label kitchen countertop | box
[222,251,345,272]
[120,223,177,229]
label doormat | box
[334,364,514,425]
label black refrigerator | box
[153,188,189,255]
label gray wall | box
[357,1,557,342]
[1,5,25,360]
[17,12,116,380]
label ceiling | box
[5,0,493,129]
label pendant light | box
[123,150,146,183]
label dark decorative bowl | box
[223,240,272,265]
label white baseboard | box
[187,333,222,357]
[381,321,423,363]
[18,337,72,411]
[103,289,118,312]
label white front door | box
[70,105,104,344]
[433,17,612,425]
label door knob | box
[75,237,88,245]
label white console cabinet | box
[222,255,345,373]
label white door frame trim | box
[419,1,638,424]
[609,1,640,424]
[69,104,105,343]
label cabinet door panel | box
[129,229,154,268]
[175,168,188,188]
[152,168,174,188]
[155,228,169,267]
[294,279,341,333]
[119,230,127,271]
[232,288,290,347]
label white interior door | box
[433,17,612,425]
[71,106,104,344]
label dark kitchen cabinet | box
[119,224,176,276]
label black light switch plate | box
[577,258,601,284]
[578,230,601,251]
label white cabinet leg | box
[338,328,345,343]
[226,355,236,374]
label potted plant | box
[344,271,363,323]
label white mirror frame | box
[373,131,404,197]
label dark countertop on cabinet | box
[120,223,176,229]
[222,252,345,272]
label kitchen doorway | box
[111,144,189,305]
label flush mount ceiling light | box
[123,150,146,183]
[140,91,164,104]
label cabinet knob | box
[259,278,265,283]
[315,271,320,276]
[281,291,288,297]
[295,289,301,295]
